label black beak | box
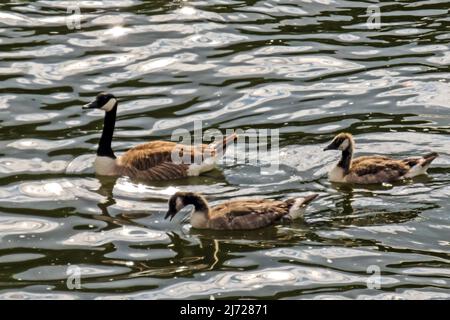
[164,210,176,221]
[323,139,340,151]
[82,100,98,109]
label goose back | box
[117,141,212,180]
[206,199,293,230]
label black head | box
[82,92,117,112]
[164,192,207,221]
[323,133,354,151]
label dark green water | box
[0,0,449,299]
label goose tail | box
[405,152,438,178]
[208,132,238,156]
[286,193,319,220]
[422,152,439,167]
[299,193,319,206]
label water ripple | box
[99,266,393,299]
[15,264,130,281]
[0,158,67,175]
[63,226,169,246]
[218,56,364,79]
[0,0,449,300]
[0,216,58,239]
[0,179,103,204]
[0,291,77,300]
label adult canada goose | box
[164,192,318,230]
[82,92,237,180]
[323,132,439,184]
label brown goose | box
[323,132,438,184]
[164,192,318,230]
[82,93,237,180]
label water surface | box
[0,0,449,299]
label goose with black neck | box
[82,92,237,181]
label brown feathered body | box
[117,141,209,180]
[166,192,318,230]
[95,134,236,181]
[339,154,438,184]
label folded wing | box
[207,200,291,230]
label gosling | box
[323,132,438,184]
[164,192,318,230]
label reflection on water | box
[63,226,169,247]
[0,216,58,239]
[0,0,449,299]
[99,266,374,299]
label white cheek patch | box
[175,197,184,211]
[339,139,350,151]
[101,98,117,112]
